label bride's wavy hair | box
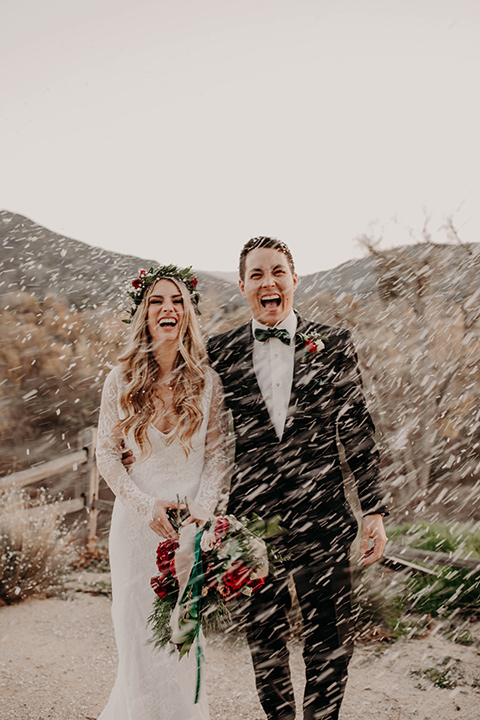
[116,276,208,458]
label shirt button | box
[276,383,281,387]
[274,354,278,358]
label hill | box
[0,210,242,312]
[297,241,480,302]
[2,210,478,309]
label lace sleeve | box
[195,369,231,515]
[96,368,156,522]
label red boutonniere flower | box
[297,331,326,362]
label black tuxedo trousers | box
[208,316,387,719]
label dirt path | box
[1,576,479,720]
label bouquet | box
[148,502,282,661]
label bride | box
[96,266,229,720]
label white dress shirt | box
[252,311,297,440]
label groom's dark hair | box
[239,236,295,281]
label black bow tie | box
[254,327,291,346]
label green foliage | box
[423,666,457,689]
[387,521,480,557]
[147,595,177,651]
[386,522,480,619]
[91,580,112,597]
[406,566,480,617]
[450,629,474,645]
[0,489,75,604]
[353,522,480,641]
[245,513,285,540]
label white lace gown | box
[96,365,229,720]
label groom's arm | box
[333,328,388,516]
[330,328,389,563]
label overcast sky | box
[2,0,479,275]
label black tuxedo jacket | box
[208,314,388,553]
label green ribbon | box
[179,526,204,704]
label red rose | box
[247,577,266,594]
[190,277,198,288]
[132,278,142,289]
[222,563,250,594]
[156,539,179,575]
[305,339,317,353]
[139,269,147,277]
[151,574,168,599]
[214,517,229,542]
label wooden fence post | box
[78,426,99,549]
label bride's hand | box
[149,499,181,538]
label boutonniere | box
[297,331,326,362]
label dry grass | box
[0,488,76,604]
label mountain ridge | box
[0,210,241,310]
[1,210,478,309]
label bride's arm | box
[96,368,158,522]
[194,369,231,516]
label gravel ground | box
[1,573,479,720]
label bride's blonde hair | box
[116,276,208,457]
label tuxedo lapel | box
[285,315,329,430]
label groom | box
[207,237,388,720]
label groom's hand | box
[359,513,387,566]
[120,441,136,472]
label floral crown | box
[124,265,200,323]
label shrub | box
[388,521,480,619]
[406,566,480,617]
[387,520,480,557]
[0,489,75,604]
[353,521,480,640]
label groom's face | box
[239,247,298,327]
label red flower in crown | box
[190,277,198,289]
[132,278,142,289]
[139,269,147,277]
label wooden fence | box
[0,426,112,548]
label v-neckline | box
[150,423,175,438]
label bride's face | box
[147,279,185,345]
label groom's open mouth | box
[158,318,178,327]
[260,294,281,309]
